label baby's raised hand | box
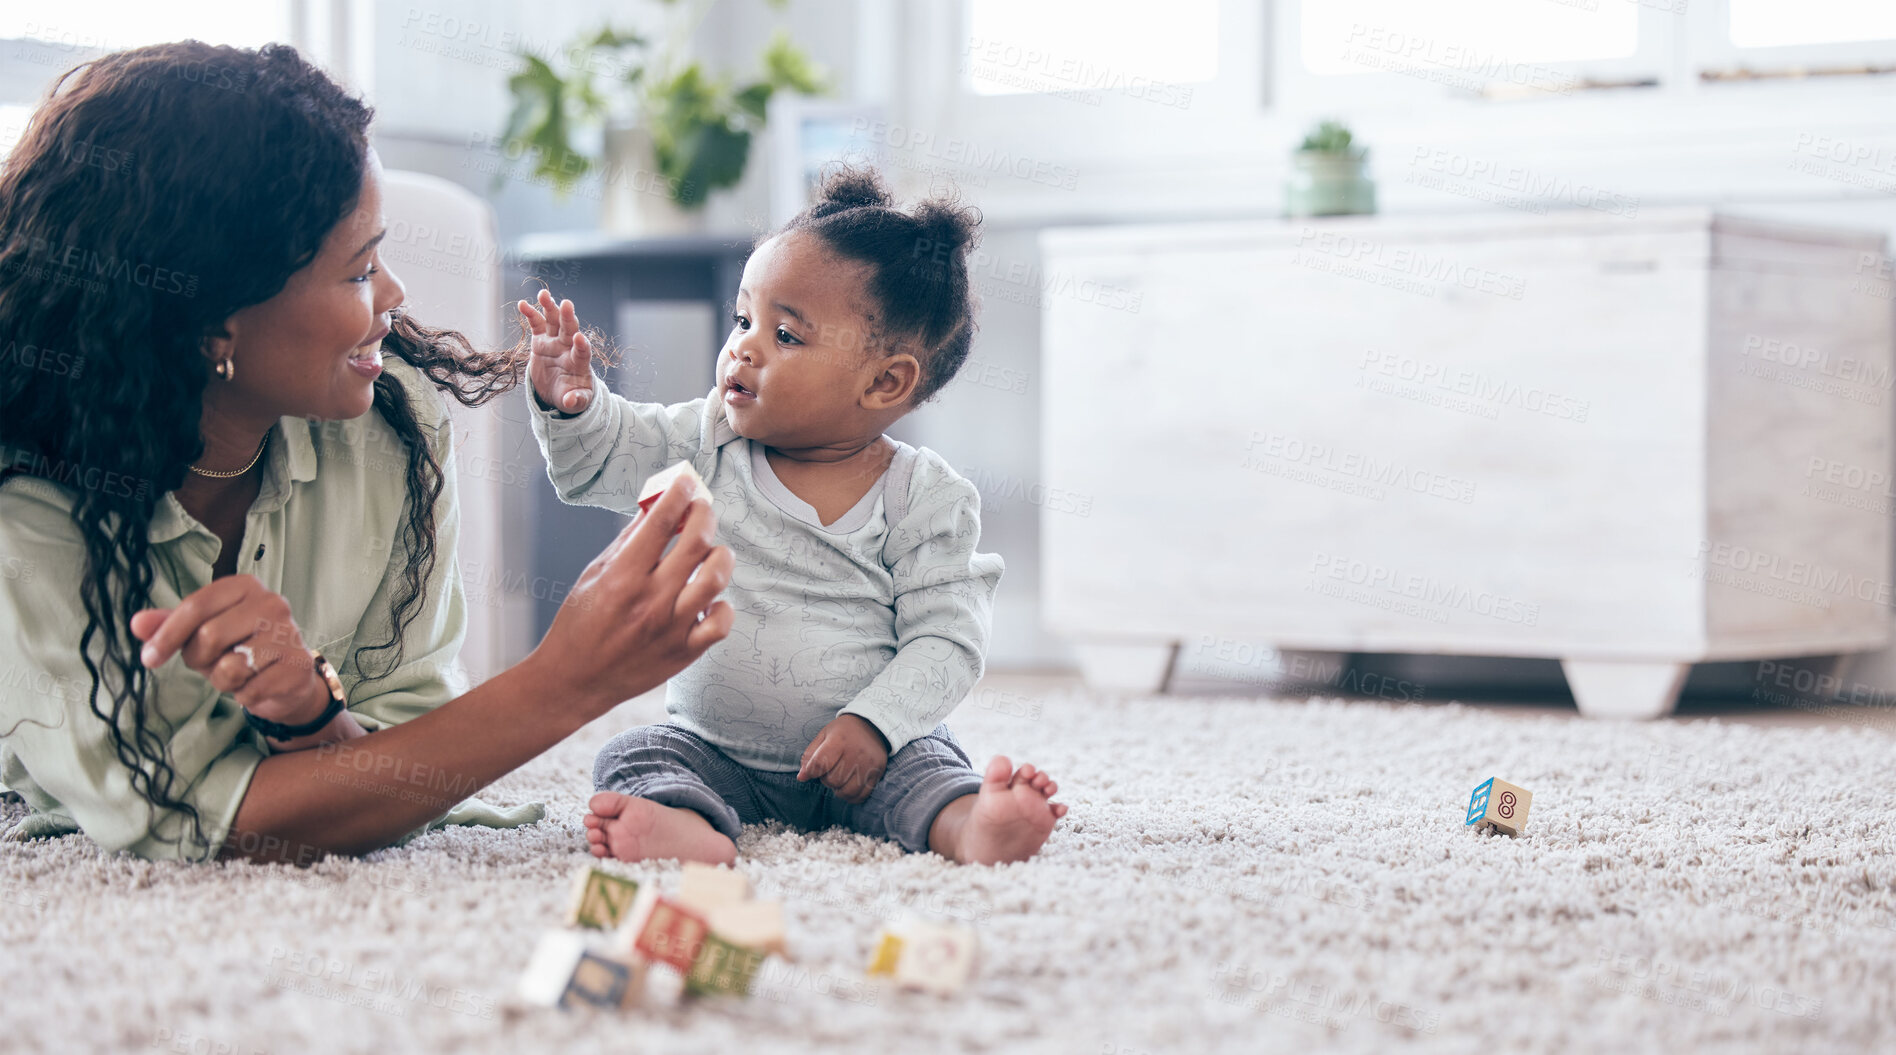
[797,714,890,804]
[518,287,596,414]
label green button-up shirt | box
[0,357,540,860]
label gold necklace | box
[189,432,270,479]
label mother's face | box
[205,154,405,423]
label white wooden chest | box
[1039,209,1891,717]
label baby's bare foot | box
[950,756,1067,865]
[582,791,737,866]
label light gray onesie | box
[528,385,1004,772]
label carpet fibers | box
[3,682,1894,1054]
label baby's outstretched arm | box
[522,289,714,516]
[518,287,597,414]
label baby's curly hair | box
[784,166,981,404]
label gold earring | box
[215,358,235,381]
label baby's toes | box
[1052,802,1069,819]
[588,790,630,817]
[598,829,628,859]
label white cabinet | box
[1039,209,1891,717]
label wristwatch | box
[244,649,347,740]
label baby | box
[520,168,1066,866]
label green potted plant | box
[498,0,828,235]
[1285,119,1375,218]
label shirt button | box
[254,544,265,561]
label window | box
[965,0,1220,97]
[1729,0,1896,48]
[0,3,289,54]
[1280,0,1896,112]
[1707,0,1896,77]
[0,102,33,158]
[885,0,1265,220]
[0,1,295,112]
[1300,0,1639,78]
[1278,0,1673,110]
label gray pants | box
[592,723,984,854]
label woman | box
[0,42,734,862]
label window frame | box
[874,0,1896,226]
[1695,0,1896,78]
[0,0,351,111]
[908,0,1271,151]
[1273,0,1681,113]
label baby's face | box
[718,232,892,449]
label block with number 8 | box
[1465,777,1533,836]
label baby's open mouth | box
[727,379,753,396]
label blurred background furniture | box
[381,170,533,687]
[1040,209,1893,717]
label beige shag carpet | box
[3,679,1894,1055]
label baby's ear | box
[863,351,921,411]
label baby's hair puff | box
[784,165,981,404]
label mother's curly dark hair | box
[0,41,525,855]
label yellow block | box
[866,932,904,976]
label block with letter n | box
[565,866,640,930]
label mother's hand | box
[529,470,734,718]
[129,576,332,729]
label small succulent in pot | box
[1286,119,1375,218]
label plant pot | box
[600,125,705,239]
[1285,150,1376,218]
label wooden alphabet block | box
[564,866,639,930]
[677,862,750,915]
[864,930,903,977]
[864,919,977,995]
[608,955,650,1009]
[892,922,977,996]
[517,931,636,1009]
[603,885,657,964]
[637,461,708,517]
[684,933,768,996]
[631,895,711,973]
[1465,777,1533,836]
[707,899,786,958]
[567,950,633,1008]
[518,931,585,1007]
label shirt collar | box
[148,415,319,544]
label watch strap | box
[244,649,347,740]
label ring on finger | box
[232,643,258,674]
